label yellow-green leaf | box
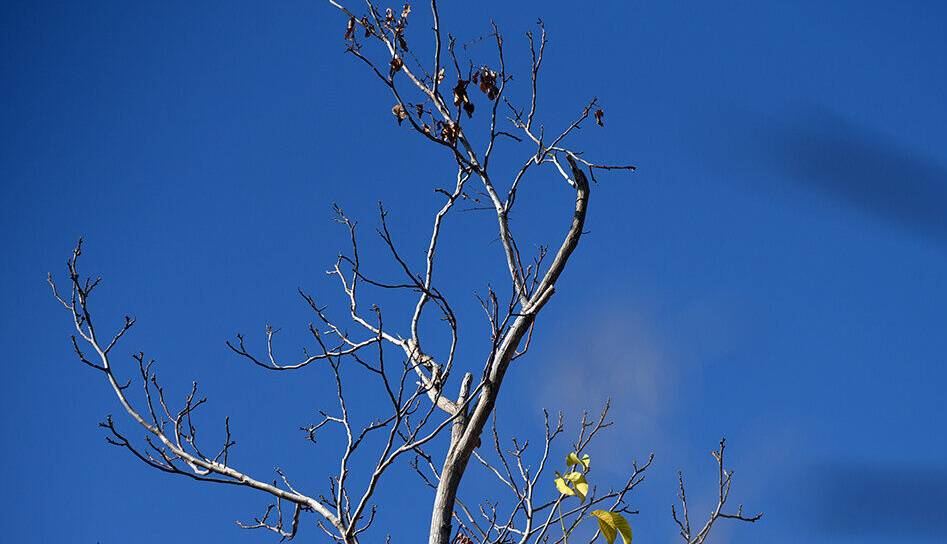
[566,452,591,471]
[564,471,589,502]
[554,476,575,496]
[591,510,632,544]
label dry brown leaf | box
[392,104,408,125]
[453,79,470,107]
[344,16,356,41]
[390,56,404,77]
[594,108,605,127]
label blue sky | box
[3,1,947,542]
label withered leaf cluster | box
[344,4,411,48]
[472,66,499,101]
[437,120,460,145]
[398,104,459,147]
[361,16,375,37]
[450,66,500,120]
[344,16,376,42]
[385,4,411,51]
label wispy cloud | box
[758,107,947,246]
[530,297,791,543]
[532,306,681,466]
[800,462,947,539]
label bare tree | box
[50,2,760,543]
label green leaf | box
[591,510,632,544]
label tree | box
[49,2,760,542]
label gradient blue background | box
[3,1,947,542]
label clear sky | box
[3,1,947,542]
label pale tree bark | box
[50,2,759,542]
